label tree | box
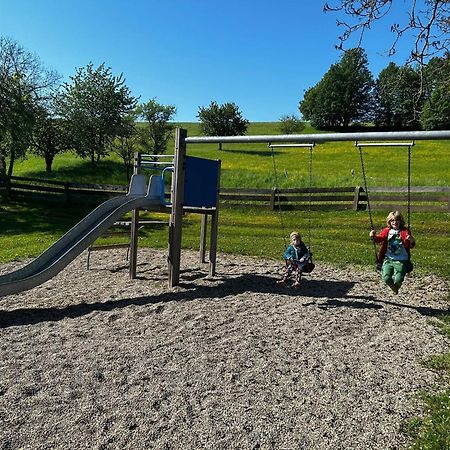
[197,101,249,149]
[57,63,137,164]
[31,100,68,173]
[0,37,58,178]
[299,48,373,129]
[421,83,450,130]
[109,112,146,181]
[278,114,305,134]
[324,1,450,65]
[136,99,177,155]
[373,62,423,129]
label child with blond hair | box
[277,231,311,287]
[370,210,415,294]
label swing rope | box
[270,143,314,252]
[307,145,313,253]
[407,143,412,231]
[270,143,287,248]
[358,144,379,266]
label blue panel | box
[184,156,220,208]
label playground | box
[0,129,449,448]
[0,248,449,449]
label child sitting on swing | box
[369,210,415,294]
[277,231,310,287]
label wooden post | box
[129,152,141,279]
[199,214,208,263]
[129,207,139,279]
[168,128,187,287]
[209,160,221,277]
[270,187,276,210]
[353,185,361,211]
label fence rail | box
[220,186,450,212]
[0,176,127,202]
[1,176,449,212]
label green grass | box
[12,122,450,188]
[402,306,450,450]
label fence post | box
[64,182,70,203]
[270,188,277,210]
[353,186,361,211]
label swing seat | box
[301,261,315,273]
[298,253,315,274]
[406,259,414,273]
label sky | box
[0,0,419,122]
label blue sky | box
[1,0,417,122]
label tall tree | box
[136,99,177,155]
[373,62,423,129]
[299,48,373,129]
[57,63,137,164]
[31,100,68,173]
[109,112,145,181]
[421,55,450,129]
[0,37,58,178]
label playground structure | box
[0,128,221,297]
[1,128,450,298]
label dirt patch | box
[0,249,449,449]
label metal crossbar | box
[355,141,415,147]
[268,143,315,149]
[185,130,450,144]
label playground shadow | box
[0,274,448,328]
[221,148,281,157]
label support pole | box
[209,160,221,277]
[168,128,187,287]
[199,214,208,263]
[129,152,141,279]
[129,207,139,279]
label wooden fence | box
[0,175,127,202]
[220,186,450,212]
[1,176,449,212]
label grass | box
[402,306,450,450]
[1,121,450,448]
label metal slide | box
[0,174,162,297]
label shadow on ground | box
[1,273,449,328]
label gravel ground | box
[0,248,449,450]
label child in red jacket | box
[369,210,415,294]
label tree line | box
[299,47,450,131]
[0,37,251,180]
[1,36,449,182]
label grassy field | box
[12,122,450,188]
[1,121,450,448]
[6,121,449,274]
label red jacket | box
[373,227,415,263]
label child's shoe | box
[292,281,301,288]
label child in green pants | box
[369,211,415,294]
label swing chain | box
[358,144,378,266]
[270,143,287,248]
[407,143,412,231]
[308,145,313,252]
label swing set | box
[269,138,415,276]
[185,129,450,280]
